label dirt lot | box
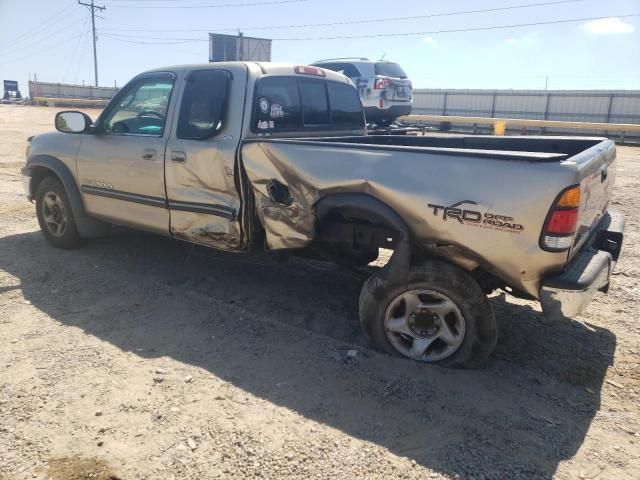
[0,104,639,480]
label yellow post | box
[494,121,507,136]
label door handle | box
[170,151,187,164]
[142,149,157,161]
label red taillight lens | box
[374,78,392,89]
[295,65,326,77]
[546,209,578,234]
[540,185,581,251]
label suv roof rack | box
[314,57,370,63]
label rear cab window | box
[374,62,407,79]
[299,80,329,125]
[252,76,364,133]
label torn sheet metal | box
[240,138,571,297]
[171,211,241,251]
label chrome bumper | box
[540,210,624,320]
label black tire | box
[35,177,84,249]
[359,260,497,368]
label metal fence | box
[411,89,640,138]
[28,81,118,100]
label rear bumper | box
[540,210,624,320]
[364,104,412,122]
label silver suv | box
[312,58,412,125]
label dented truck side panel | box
[240,139,582,297]
[164,64,249,251]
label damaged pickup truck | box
[22,62,624,368]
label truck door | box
[76,72,176,235]
[164,67,245,251]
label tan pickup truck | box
[22,62,624,368]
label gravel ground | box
[0,104,639,480]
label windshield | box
[374,62,407,79]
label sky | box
[1,0,639,95]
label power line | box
[63,17,92,83]
[101,0,588,33]
[0,2,77,50]
[0,13,87,55]
[1,31,90,67]
[273,13,640,40]
[101,33,197,44]
[108,0,222,2]
[74,27,94,84]
[78,0,106,87]
[99,13,640,43]
[107,0,308,8]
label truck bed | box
[253,134,607,162]
[241,134,615,297]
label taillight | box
[540,185,581,251]
[374,77,392,89]
[295,65,326,77]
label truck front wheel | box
[359,260,497,368]
[35,177,83,249]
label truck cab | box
[36,63,364,251]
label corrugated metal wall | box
[28,81,118,100]
[412,89,640,137]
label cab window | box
[177,70,229,140]
[299,80,329,126]
[253,76,364,132]
[254,77,301,131]
[327,82,364,128]
[102,75,174,136]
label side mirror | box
[55,111,93,134]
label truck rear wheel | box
[359,260,497,368]
[35,177,84,249]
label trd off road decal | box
[428,200,524,233]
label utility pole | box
[78,0,105,87]
[545,75,549,91]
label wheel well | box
[314,193,411,283]
[315,209,398,253]
[29,166,60,197]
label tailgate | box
[390,79,412,101]
[569,139,617,258]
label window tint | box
[103,76,173,136]
[336,63,362,78]
[254,77,301,131]
[315,62,338,71]
[253,77,365,132]
[177,70,229,140]
[374,62,407,78]
[316,63,361,78]
[328,82,364,128]
[300,80,329,125]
